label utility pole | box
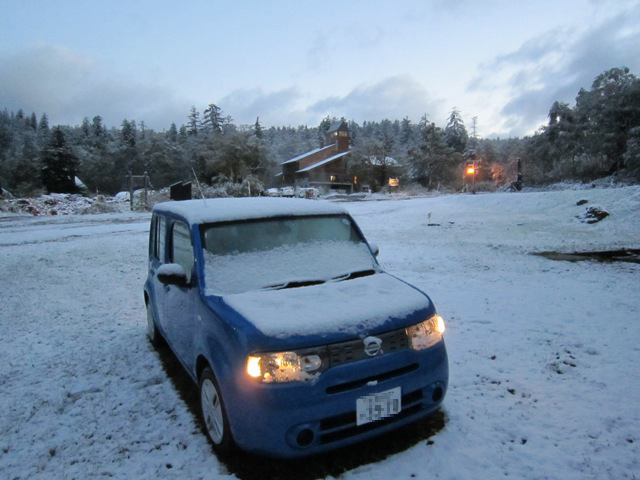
[465,161,476,194]
[470,116,478,152]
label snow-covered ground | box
[1,186,639,479]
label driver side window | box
[171,222,194,283]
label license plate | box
[356,387,401,426]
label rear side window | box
[157,217,166,261]
[171,222,194,283]
[150,215,167,262]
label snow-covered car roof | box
[153,197,347,225]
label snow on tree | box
[408,115,460,188]
[254,117,263,139]
[28,112,37,130]
[203,104,223,134]
[166,123,178,142]
[444,107,468,154]
[187,106,201,136]
[41,126,79,193]
[400,117,414,146]
[120,119,136,148]
[91,116,104,137]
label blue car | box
[144,197,448,458]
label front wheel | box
[199,367,233,455]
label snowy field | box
[1,186,639,479]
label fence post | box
[128,171,133,211]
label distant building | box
[280,121,354,192]
[369,155,402,189]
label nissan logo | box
[363,336,383,357]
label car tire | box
[146,303,161,347]
[199,367,233,455]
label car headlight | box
[246,349,325,383]
[405,315,445,350]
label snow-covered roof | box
[153,197,347,226]
[326,120,347,134]
[280,144,336,165]
[296,151,351,173]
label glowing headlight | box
[406,315,445,350]
[246,350,324,383]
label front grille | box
[318,389,424,444]
[328,328,409,366]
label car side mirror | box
[157,263,189,287]
[369,242,380,257]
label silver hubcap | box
[146,308,155,340]
[201,379,224,444]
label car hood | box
[220,272,431,339]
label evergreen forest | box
[1,67,639,197]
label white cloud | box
[0,45,188,130]
[218,87,306,127]
[308,76,445,125]
[468,5,640,137]
[215,77,445,129]
[0,45,443,131]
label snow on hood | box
[221,273,430,338]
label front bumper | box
[224,340,448,458]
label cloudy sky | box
[1,0,639,137]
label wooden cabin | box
[280,121,354,192]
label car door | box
[161,220,196,368]
[148,214,168,327]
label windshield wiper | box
[264,279,326,291]
[264,270,376,291]
[331,269,376,282]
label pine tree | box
[203,104,223,133]
[254,117,263,139]
[11,134,41,194]
[28,112,37,130]
[575,67,640,172]
[92,116,104,137]
[187,106,201,136]
[166,123,178,142]
[444,108,468,154]
[39,113,50,132]
[120,119,136,148]
[408,115,458,188]
[41,126,78,193]
[37,113,50,147]
[318,116,333,146]
[400,117,413,145]
[81,117,91,138]
[178,125,188,143]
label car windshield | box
[201,215,376,295]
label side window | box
[171,222,194,283]
[150,215,167,262]
[157,216,166,262]
[149,215,157,258]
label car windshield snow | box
[201,214,377,295]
